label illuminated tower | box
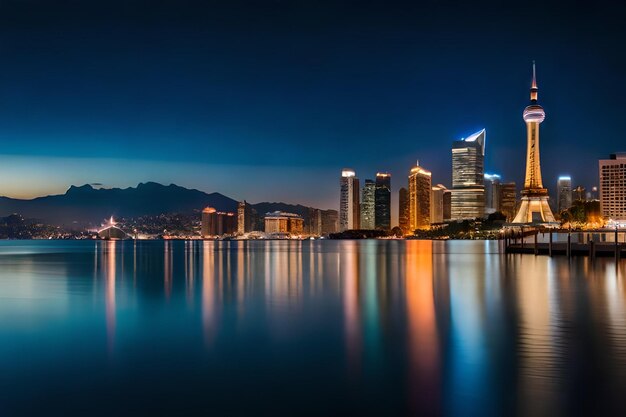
[512,62,556,224]
[340,168,360,231]
[408,162,432,231]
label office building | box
[321,210,339,234]
[408,162,432,231]
[307,208,322,236]
[375,172,391,230]
[512,63,556,224]
[339,168,360,231]
[557,176,572,212]
[360,179,376,230]
[237,200,258,234]
[499,182,517,221]
[599,153,626,221]
[202,207,237,237]
[264,211,304,235]
[431,184,448,224]
[443,188,452,221]
[484,173,501,214]
[572,185,586,202]
[451,128,486,220]
[398,187,409,234]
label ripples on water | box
[0,240,625,416]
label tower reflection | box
[341,241,361,374]
[405,240,439,414]
[102,241,117,352]
[515,256,559,416]
[202,241,219,345]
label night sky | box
[1,0,625,220]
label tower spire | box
[530,60,538,101]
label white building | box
[339,168,360,231]
[600,153,626,223]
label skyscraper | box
[599,153,626,222]
[321,209,339,234]
[430,184,448,224]
[512,63,556,224]
[443,189,452,221]
[340,168,360,231]
[499,182,517,222]
[375,172,391,230]
[484,173,501,214]
[398,187,410,234]
[202,207,218,237]
[237,200,258,234]
[202,207,237,237]
[451,129,486,220]
[307,207,322,236]
[557,176,572,212]
[408,162,432,231]
[572,185,586,202]
[360,179,376,230]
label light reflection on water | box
[0,239,625,416]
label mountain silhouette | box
[0,182,237,226]
[0,182,330,227]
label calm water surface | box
[1,240,626,416]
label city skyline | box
[0,1,624,218]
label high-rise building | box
[443,189,452,221]
[264,211,304,235]
[321,209,339,234]
[599,153,626,221]
[572,185,586,202]
[557,176,572,212]
[408,162,432,231]
[484,173,501,214]
[237,200,258,234]
[375,172,391,230]
[398,187,410,234]
[339,168,360,231]
[430,184,448,224]
[499,182,517,222]
[512,63,556,224]
[307,208,322,236]
[202,207,237,237]
[202,207,217,236]
[360,179,376,230]
[451,129,486,220]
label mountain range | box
[0,182,327,227]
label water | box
[1,240,626,416]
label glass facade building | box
[374,172,391,230]
[484,173,501,214]
[451,129,486,220]
[339,168,360,231]
[360,179,376,230]
[557,176,572,212]
[430,184,448,224]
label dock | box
[504,228,625,259]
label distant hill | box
[0,182,333,228]
[0,182,238,227]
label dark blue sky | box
[1,0,625,216]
